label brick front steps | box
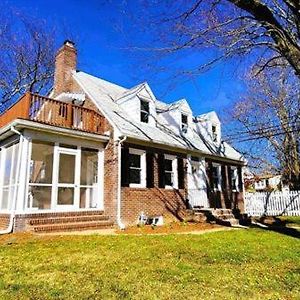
[24,211,114,233]
[194,208,240,226]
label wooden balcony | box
[0,92,106,135]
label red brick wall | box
[121,187,186,225]
[0,214,10,230]
[53,42,77,96]
[103,131,118,223]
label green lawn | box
[0,229,299,300]
[278,216,300,227]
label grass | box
[0,229,299,299]
[278,216,300,227]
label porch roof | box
[0,119,110,144]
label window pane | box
[59,154,75,184]
[57,187,74,205]
[28,186,52,210]
[3,145,14,186]
[81,149,98,185]
[165,172,173,186]
[129,154,141,168]
[30,141,54,184]
[11,144,19,185]
[80,187,97,209]
[129,169,141,184]
[140,111,149,123]
[165,159,172,171]
[1,187,9,210]
[140,100,149,112]
[140,100,149,123]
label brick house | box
[0,41,245,233]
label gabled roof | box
[116,82,156,105]
[73,71,244,162]
[197,111,220,124]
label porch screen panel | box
[80,149,99,209]
[28,141,54,210]
[59,154,76,184]
[1,143,19,210]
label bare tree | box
[131,0,300,78]
[0,10,55,110]
[226,65,300,189]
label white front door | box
[53,147,80,210]
[187,157,209,208]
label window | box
[129,149,146,187]
[164,155,178,188]
[212,125,218,142]
[212,164,221,191]
[164,159,173,186]
[181,114,188,132]
[140,99,149,123]
[231,168,238,191]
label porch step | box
[21,210,105,219]
[32,220,114,233]
[25,210,114,233]
[29,214,110,226]
[196,208,241,227]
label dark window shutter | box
[146,152,154,188]
[227,166,232,189]
[206,161,213,190]
[121,147,129,187]
[221,165,227,190]
[237,166,243,191]
[158,154,165,188]
[177,157,184,189]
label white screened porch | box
[0,127,106,214]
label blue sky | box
[7,0,245,118]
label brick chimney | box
[53,40,77,96]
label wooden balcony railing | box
[0,92,106,135]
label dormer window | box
[212,125,218,142]
[140,99,149,123]
[181,114,188,132]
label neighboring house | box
[254,174,289,192]
[0,41,245,233]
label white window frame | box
[164,154,178,189]
[212,163,221,191]
[129,148,146,188]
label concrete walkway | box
[37,226,240,236]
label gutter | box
[0,126,23,235]
[116,135,127,229]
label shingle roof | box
[73,71,244,162]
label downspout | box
[0,126,23,235]
[117,135,127,229]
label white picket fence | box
[245,191,300,216]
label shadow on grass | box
[251,221,300,239]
